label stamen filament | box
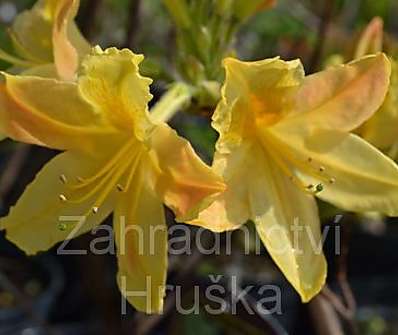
[262,132,335,185]
[66,149,137,205]
[80,152,142,218]
[68,140,136,190]
[59,174,67,184]
[120,150,143,192]
[264,144,316,194]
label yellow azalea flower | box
[354,17,384,60]
[361,60,398,157]
[354,18,398,158]
[0,0,90,79]
[0,47,225,313]
[190,54,398,302]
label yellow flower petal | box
[189,142,256,232]
[203,53,397,305]
[114,171,167,314]
[0,151,117,255]
[360,59,398,150]
[41,0,91,57]
[20,64,58,77]
[188,196,243,233]
[11,0,54,63]
[0,73,114,152]
[192,142,326,301]
[288,54,391,132]
[355,17,384,59]
[10,0,89,70]
[78,47,154,140]
[254,147,326,303]
[149,124,225,221]
[270,125,398,216]
[215,57,304,151]
[52,0,82,80]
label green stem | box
[150,82,193,123]
[0,48,37,68]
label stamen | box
[69,148,142,221]
[307,155,326,173]
[265,147,315,193]
[85,150,143,218]
[64,145,139,207]
[262,133,336,187]
[59,194,67,202]
[59,174,67,184]
[66,158,129,205]
[119,151,143,192]
[68,140,135,190]
[58,141,143,224]
[260,134,337,196]
[304,183,324,194]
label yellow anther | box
[59,174,67,184]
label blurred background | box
[1,0,398,334]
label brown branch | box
[78,0,103,41]
[321,285,353,321]
[308,0,335,73]
[337,223,356,310]
[309,291,344,335]
[335,219,358,334]
[318,217,358,335]
[123,0,141,49]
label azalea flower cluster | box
[1,0,398,314]
[327,17,398,160]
